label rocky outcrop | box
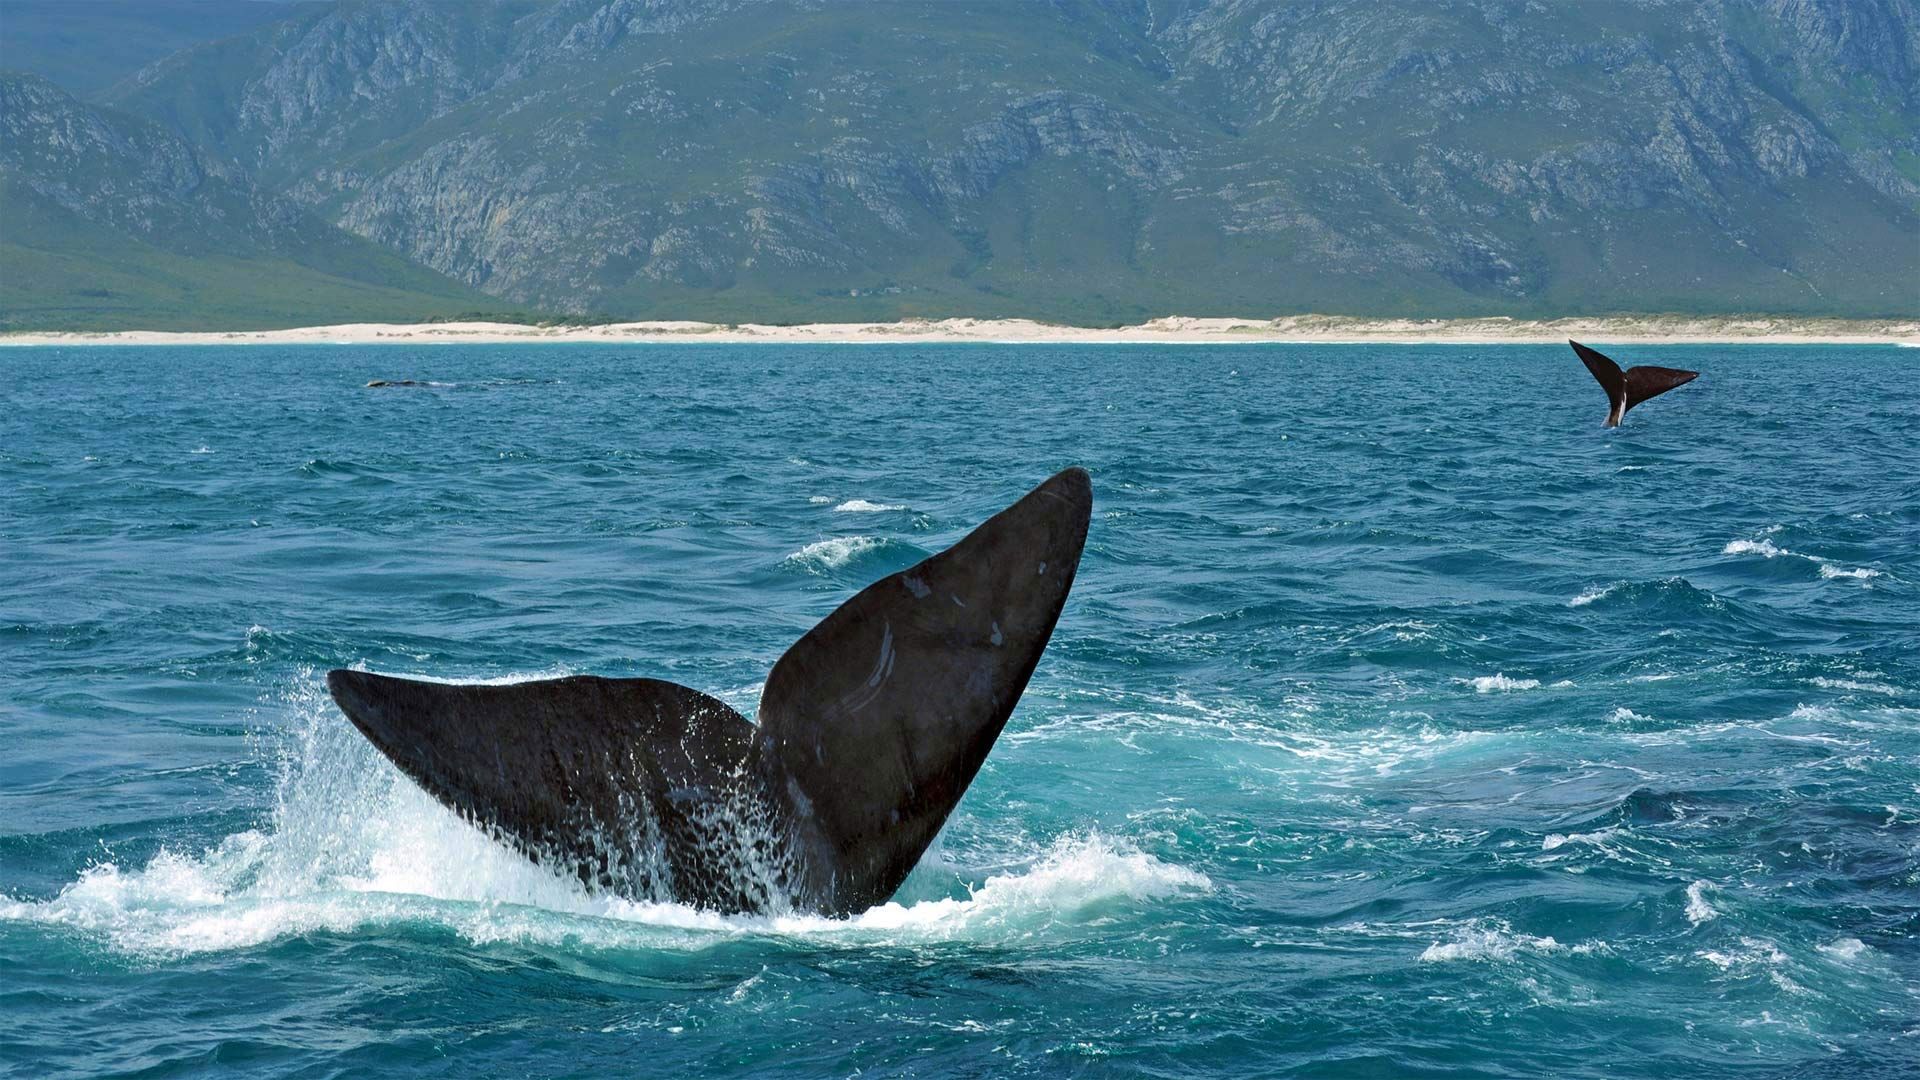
[2,75,215,240]
[0,72,488,326]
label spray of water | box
[1,671,1208,958]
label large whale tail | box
[326,467,1092,916]
[1571,340,1698,427]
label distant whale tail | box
[1571,340,1698,427]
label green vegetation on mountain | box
[4,0,1916,330]
[0,74,510,331]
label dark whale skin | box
[1571,340,1699,427]
[328,467,1092,916]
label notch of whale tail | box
[326,466,1093,917]
[1570,340,1698,427]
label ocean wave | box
[1809,676,1901,696]
[1541,826,1623,852]
[1561,577,1732,616]
[1695,937,1802,994]
[1817,937,1869,962]
[1007,689,1504,779]
[1415,919,1605,963]
[1685,880,1718,925]
[781,536,887,572]
[1568,582,1623,606]
[1722,536,1881,583]
[1461,673,1541,693]
[1816,564,1880,580]
[833,499,908,513]
[1336,619,1439,645]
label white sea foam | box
[1685,880,1718,925]
[783,536,885,571]
[1462,674,1541,693]
[1816,564,1880,580]
[1345,619,1436,642]
[345,664,577,687]
[1817,937,1868,962]
[1809,676,1900,696]
[1008,689,1501,781]
[833,499,908,513]
[1542,827,1622,852]
[190,446,214,455]
[1416,920,1599,963]
[1568,582,1622,607]
[0,679,1206,958]
[1696,937,1789,972]
[0,828,1205,959]
[1723,536,1880,583]
[1695,938,1809,994]
[807,495,832,504]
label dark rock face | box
[10,0,1920,323]
[0,72,391,259]
[0,72,491,329]
[2,75,215,242]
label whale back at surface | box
[326,467,1092,916]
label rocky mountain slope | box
[0,0,307,96]
[6,0,1916,327]
[0,73,497,330]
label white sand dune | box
[4,314,1916,347]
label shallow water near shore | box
[3,343,1916,1078]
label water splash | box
[2,675,1207,960]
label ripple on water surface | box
[2,343,1917,1078]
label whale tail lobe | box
[755,465,1091,913]
[326,467,1092,916]
[1571,340,1697,427]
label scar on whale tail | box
[326,467,1092,917]
[1570,340,1699,427]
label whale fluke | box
[1570,340,1698,427]
[327,467,1092,916]
[326,670,778,909]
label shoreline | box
[3,314,1916,347]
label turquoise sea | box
[2,343,1916,1078]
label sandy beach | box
[3,314,1915,347]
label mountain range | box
[3,0,1916,330]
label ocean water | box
[2,343,1916,1079]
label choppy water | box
[2,343,1916,1078]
